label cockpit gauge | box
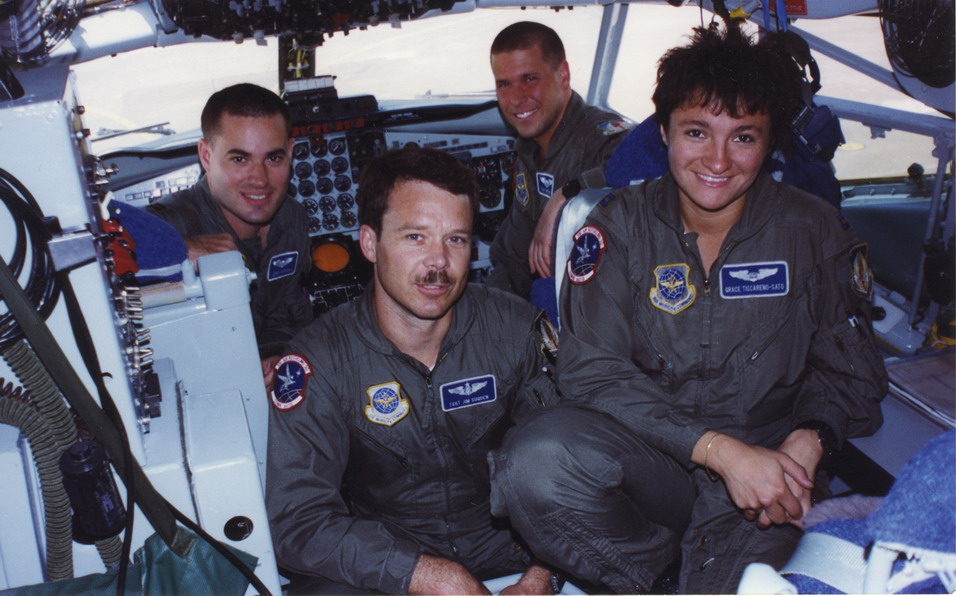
[308,217,322,235]
[319,195,337,214]
[323,213,339,231]
[317,177,334,195]
[328,138,347,156]
[298,179,316,197]
[314,159,331,177]
[337,193,354,210]
[294,161,313,179]
[293,141,311,160]
[310,140,328,158]
[302,198,319,216]
[331,156,349,174]
[340,211,358,229]
[334,175,352,192]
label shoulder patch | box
[649,263,696,314]
[440,375,497,412]
[597,119,630,136]
[849,244,873,300]
[271,354,313,411]
[365,381,410,426]
[536,172,555,199]
[567,225,607,285]
[836,211,852,231]
[598,191,618,209]
[719,261,789,299]
[515,172,529,207]
[267,251,299,281]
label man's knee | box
[491,408,622,516]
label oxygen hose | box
[0,379,73,581]
[2,339,77,450]
[1,341,126,570]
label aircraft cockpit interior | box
[0,0,952,593]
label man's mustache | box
[417,269,453,285]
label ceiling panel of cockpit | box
[160,0,467,44]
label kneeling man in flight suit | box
[266,147,561,595]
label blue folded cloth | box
[604,114,669,188]
[107,200,187,283]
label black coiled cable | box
[0,167,60,349]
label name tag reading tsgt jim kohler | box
[719,261,789,299]
[440,375,497,412]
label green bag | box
[2,530,258,596]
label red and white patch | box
[270,353,313,411]
[566,225,607,285]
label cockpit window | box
[312,8,602,101]
[73,4,941,183]
[73,41,277,152]
[73,8,604,153]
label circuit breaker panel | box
[0,66,280,593]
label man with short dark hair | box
[147,83,313,388]
[488,21,629,299]
[266,147,559,595]
[489,22,886,594]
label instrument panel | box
[107,86,517,317]
[289,126,515,314]
[288,129,514,238]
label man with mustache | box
[147,83,313,389]
[266,147,560,594]
[488,21,629,299]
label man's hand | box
[262,355,281,395]
[499,564,554,595]
[528,190,568,278]
[184,233,238,266]
[408,553,490,595]
[763,428,825,528]
[693,432,813,529]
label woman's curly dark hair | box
[652,21,804,150]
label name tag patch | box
[720,261,789,299]
[440,375,496,412]
[271,354,313,411]
[267,251,299,281]
[536,172,555,199]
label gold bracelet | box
[703,432,721,482]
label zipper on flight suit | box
[422,356,461,558]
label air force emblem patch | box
[271,354,313,411]
[567,225,606,285]
[719,261,789,299]
[440,375,497,412]
[649,263,696,314]
[536,172,555,199]
[267,251,299,281]
[365,382,410,426]
[515,173,530,207]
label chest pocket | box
[347,395,418,509]
[441,376,511,480]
